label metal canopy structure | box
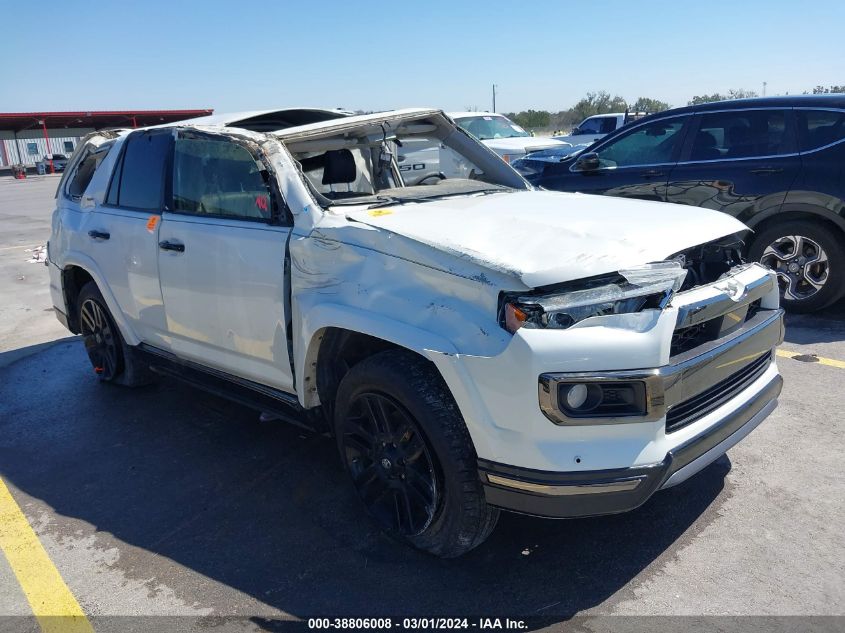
[0,109,213,133]
[0,109,213,172]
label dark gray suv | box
[516,95,845,312]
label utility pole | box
[763,81,767,97]
[492,83,497,113]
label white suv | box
[48,107,784,557]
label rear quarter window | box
[64,144,113,201]
[797,109,845,152]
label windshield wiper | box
[366,195,405,209]
[327,194,397,207]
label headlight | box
[511,158,539,177]
[502,261,687,333]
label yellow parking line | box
[777,348,845,369]
[0,478,94,633]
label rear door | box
[665,108,800,223]
[549,115,690,201]
[157,131,294,392]
[87,129,171,348]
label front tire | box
[749,220,845,313]
[334,349,498,558]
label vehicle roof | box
[582,112,626,118]
[151,107,441,138]
[270,108,442,138]
[649,94,845,119]
[168,107,352,132]
[449,111,507,119]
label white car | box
[449,112,569,162]
[398,112,569,182]
[554,111,649,146]
[49,107,783,557]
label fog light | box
[565,383,588,408]
[560,383,603,413]
[556,381,647,418]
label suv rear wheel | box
[77,282,151,386]
[749,220,845,313]
[333,349,498,558]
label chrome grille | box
[670,298,763,356]
[665,352,772,433]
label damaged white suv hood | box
[344,190,747,288]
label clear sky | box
[2,0,843,114]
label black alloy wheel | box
[79,295,122,381]
[339,392,439,536]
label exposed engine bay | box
[671,233,748,291]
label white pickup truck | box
[398,112,569,183]
[48,107,783,557]
[554,111,648,146]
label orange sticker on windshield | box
[146,215,159,232]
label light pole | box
[492,83,497,113]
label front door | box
[157,132,294,392]
[665,108,801,223]
[551,115,691,201]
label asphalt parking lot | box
[0,175,843,631]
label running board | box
[135,343,313,431]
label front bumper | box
[479,371,780,518]
[476,282,785,519]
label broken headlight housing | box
[502,261,687,333]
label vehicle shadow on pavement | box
[0,340,731,624]
[783,298,845,345]
[0,335,79,370]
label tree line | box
[504,92,669,132]
[504,85,844,132]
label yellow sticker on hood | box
[368,209,393,217]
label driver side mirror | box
[570,127,582,136]
[573,152,600,172]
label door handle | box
[640,170,664,178]
[749,168,783,175]
[158,240,185,253]
[87,230,110,240]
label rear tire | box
[77,282,153,386]
[749,220,845,313]
[334,349,498,558]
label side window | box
[595,118,686,167]
[172,136,273,220]
[578,118,602,134]
[65,145,112,200]
[599,117,618,134]
[796,109,845,152]
[106,132,171,210]
[689,109,791,161]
